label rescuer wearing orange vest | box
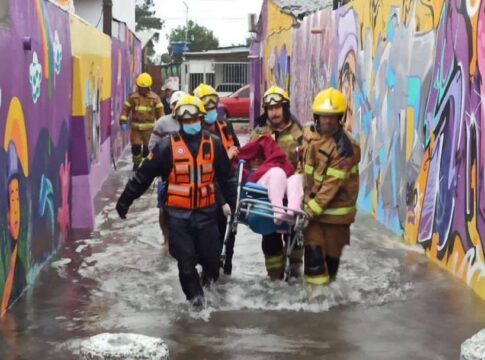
[193,83,240,275]
[119,72,164,171]
[302,88,361,286]
[115,95,236,309]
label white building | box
[73,0,136,34]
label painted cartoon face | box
[7,178,20,240]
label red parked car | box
[218,84,250,119]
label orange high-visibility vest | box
[216,120,235,150]
[166,131,216,209]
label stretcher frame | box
[222,160,308,280]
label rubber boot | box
[265,253,284,280]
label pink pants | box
[256,167,304,224]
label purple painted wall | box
[0,0,72,316]
[0,0,141,315]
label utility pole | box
[183,1,189,52]
[102,0,112,36]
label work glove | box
[303,203,316,220]
[222,203,232,218]
[116,199,130,219]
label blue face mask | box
[204,110,218,124]
[182,122,202,135]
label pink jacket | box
[235,135,294,182]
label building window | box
[0,0,8,27]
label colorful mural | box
[272,0,485,298]
[0,0,72,316]
[263,0,293,92]
[0,0,140,316]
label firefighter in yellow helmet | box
[119,72,164,171]
[194,83,240,275]
[249,85,304,280]
[116,95,236,310]
[302,87,361,286]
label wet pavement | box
[1,149,485,359]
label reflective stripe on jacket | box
[302,127,361,224]
[166,132,216,209]
[119,91,164,125]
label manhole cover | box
[79,333,169,360]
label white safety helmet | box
[170,91,186,106]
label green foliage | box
[136,0,163,64]
[168,20,219,53]
[135,0,162,32]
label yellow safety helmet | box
[312,87,347,116]
[136,73,153,88]
[262,85,290,107]
[193,83,219,110]
[174,95,207,120]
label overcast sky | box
[153,0,264,54]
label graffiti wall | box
[286,0,485,298]
[0,0,72,316]
[0,0,140,315]
[263,1,293,92]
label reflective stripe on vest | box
[167,132,216,209]
[124,101,132,108]
[216,121,235,150]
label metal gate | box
[183,61,250,95]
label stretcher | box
[222,160,308,280]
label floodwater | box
[1,153,485,360]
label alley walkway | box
[1,150,485,360]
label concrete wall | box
[255,0,485,299]
[0,0,140,316]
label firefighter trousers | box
[262,232,303,280]
[303,222,350,283]
[130,128,152,166]
[167,209,222,301]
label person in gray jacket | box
[148,90,186,245]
